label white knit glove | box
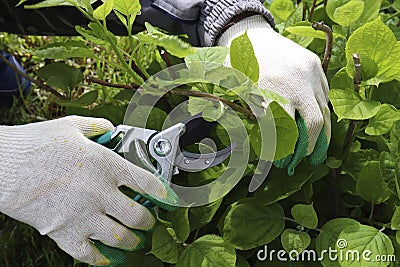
[0,116,177,266]
[217,15,331,175]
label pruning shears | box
[92,113,235,207]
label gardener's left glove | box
[217,15,331,175]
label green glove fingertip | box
[308,127,329,166]
[92,240,125,267]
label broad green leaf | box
[230,32,259,83]
[32,40,95,59]
[342,149,380,179]
[372,81,400,109]
[356,161,391,204]
[149,225,178,264]
[255,163,328,205]
[121,249,163,267]
[190,199,222,230]
[329,89,381,121]
[356,0,385,25]
[394,0,400,11]
[75,25,108,45]
[379,151,400,197]
[37,62,83,92]
[269,101,298,160]
[57,90,98,107]
[346,18,400,85]
[291,203,318,229]
[137,23,195,58]
[114,0,140,16]
[366,104,400,136]
[93,0,114,20]
[185,47,229,72]
[187,98,225,122]
[285,26,329,40]
[23,0,72,8]
[269,0,295,22]
[125,106,167,131]
[330,68,354,91]
[222,198,285,250]
[235,254,250,267]
[281,229,311,255]
[326,0,364,26]
[326,157,343,169]
[316,218,361,267]
[284,2,305,28]
[337,224,394,267]
[176,235,236,267]
[170,208,190,242]
[392,206,400,230]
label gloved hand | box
[0,116,177,266]
[217,15,331,175]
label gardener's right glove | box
[0,116,178,266]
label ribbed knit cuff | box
[198,0,275,47]
[216,15,273,47]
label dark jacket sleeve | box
[0,0,274,47]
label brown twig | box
[87,76,140,89]
[312,21,333,74]
[160,50,177,80]
[308,0,318,22]
[0,53,67,100]
[171,89,256,120]
[323,0,328,6]
[130,60,147,81]
[85,77,256,120]
[342,54,362,158]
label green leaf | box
[170,208,190,242]
[326,157,343,169]
[149,225,178,264]
[372,81,400,109]
[281,229,311,255]
[222,198,285,250]
[187,98,225,122]
[346,18,400,85]
[230,32,259,83]
[379,151,400,197]
[93,0,114,20]
[269,101,298,160]
[356,0,385,25]
[37,62,83,92]
[137,23,195,58]
[329,89,381,121]
[269,0,295,22]
[190,199,222,230]
[337,224,394,267]
[291,203,318,229]
[316,218,360,267]
[185,47,229,72]
[356,161,391,204]
[392,206,400,230]
[176,235,236,267]
[327,0,365,26]
[113,0,140,16]
[32,40,95,59]
[57,90,98,107]
[235,254,250,267]
[366,104,400,136]
[255,163,328,205]
[342,148,380,179]
[330,68,354,91]
[285,26,329,40]
[22,0,73,8]
[75,25,108,45]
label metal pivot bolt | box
[153,139,172,157]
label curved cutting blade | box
[174,143,236,172]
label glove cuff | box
[216,15,273,47]
[198,0,275,47]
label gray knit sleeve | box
[198,0,275,46]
